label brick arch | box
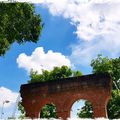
[69,98,94,118]
[65,96,93,113]
[64,91,111,118]
[63,94,93,110]
[20,73,112,120]
[27,98,59,118]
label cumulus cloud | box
[17,47,71,73]
[39,0,120,65]
[0,87,19,108]
[42,0,120,40]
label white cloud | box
[40,0,120,65]
[0,87,19,108]
[70,35,120,66]
[43,0,120,41]
[17,47,71,73]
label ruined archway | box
[70,99,93,118]
[20,73,112,120]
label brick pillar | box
[22,102,40,119]
[25,107,39,118]
[57,111,69,120]
[26,111,39,118]
[93,104,107,118]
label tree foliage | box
[28,65,82,83]
[18,102,26,119]
[77,101,93,118]
[91,54,113,75]
[107,90,120,118]
[0,3,43,55]
[78,55,120,119]
[91,54,120,90]
[40,104,57,118]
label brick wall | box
[20,73,112,120]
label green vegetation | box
[107,90,120,118]
[77,101,93,118]
[91,54,120,90]
[18,102,26,119]
[0,3,43,56]
[29,66,82,83]
[77,55,120,119]
[40,104,57,119]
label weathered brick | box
[20,73,112,120]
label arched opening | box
[70,99,93,118]
[39,103,57,119]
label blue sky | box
[0,0,120,118]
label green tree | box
[18,102,26,119]
[40,104,57,119]
[91,54,120,90]
[77,55,120,119]
[0,3,43,55]
[107,90,120,118]
[72,70,82,77]
[77,101,93,118]
[29,65,82,83]
[111,57,120,90]
[19,66,82,118]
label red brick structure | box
[20,73,112,119]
